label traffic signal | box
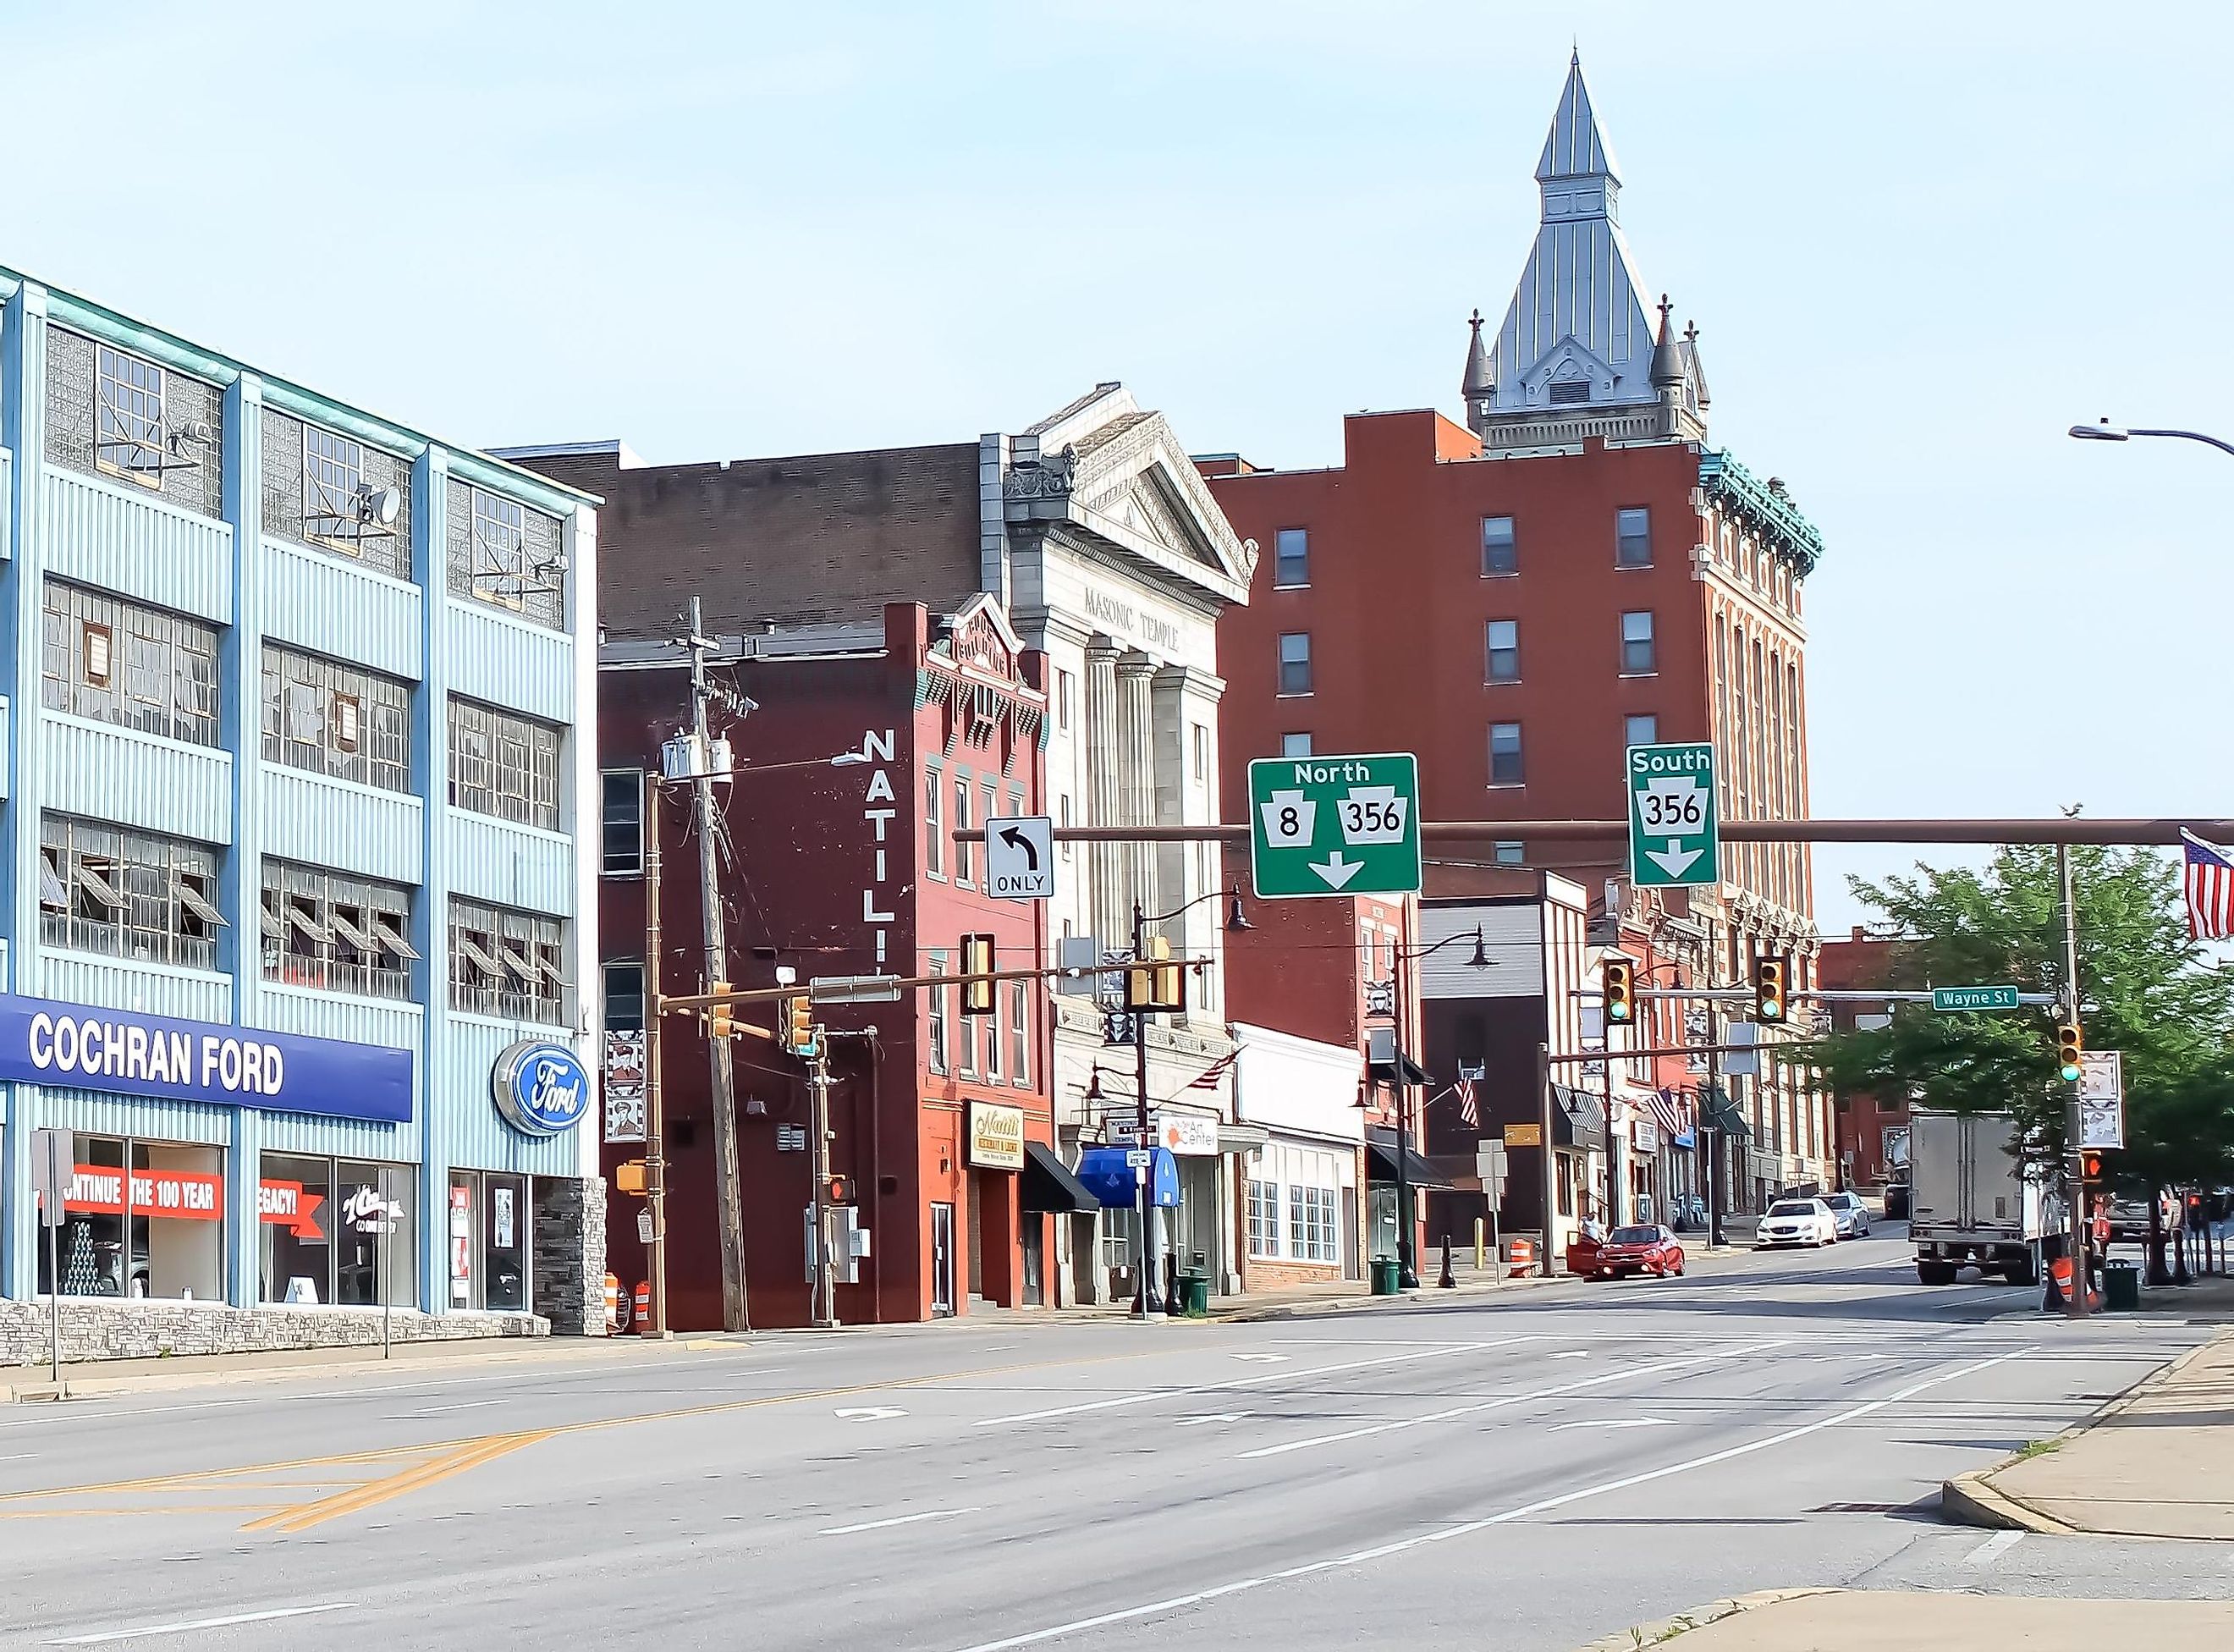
[1601,957,1636,1025]
[1753,955,1788,1023]
[709,980,734,1040]
[784,994,817,1056]
[2080,1150,2105,1184]
[1125,935,1184,1013]
[960,933,996,1016]
[614,1159,647,1196]
[2057,1022,2084,1083]
[825,1176,856,1205]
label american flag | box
[1455,1074,1479,1128]
[1648,1088,1685,1137]
[1186,1049,1239,1090]
[2184,830,2234,940]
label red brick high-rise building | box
[1203,53,1835,1209]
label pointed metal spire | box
[1461,308,1494,400]
[1649,295,1685,389]
[1536,48,1621,184]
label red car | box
[1588,1224,1686,1280]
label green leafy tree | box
[1808,846,2234,1189]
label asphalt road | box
[2,1228,2216,1650]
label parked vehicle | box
[1909,1110,2044,1286]
[1756,1198,1838,1248]
[1884,1180,1911,1220]
[1822,1191,1872,1239]
[1588,1225,1686,1280]
[2106,1196,2152,1242]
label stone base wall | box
[532,1173,608,1336]
[1241,1258,1345,1291]
[0,1299,547,1368]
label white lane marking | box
[1233,1353,1290,1363]
[1965,1528,2026,1566]
[1235,1341,1786,1461]
[51,1602,356,1645]
[972,1336,1537,1429]
[834,1406,908,1421]
[941,1347,2033,1652]
[1174,1413,1248,1428]
[394,1399,503,1416]
[819,1506,979,1537]
[1549,1417,1670,1432]
[1549,1350,1591,1359]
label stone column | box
[1083,643,1123,944]
[1116,653,1159,933]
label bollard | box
[1438,1237,1456,1289]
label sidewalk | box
[1944,1325,2234,1539]
[1578,1590,2234,1651]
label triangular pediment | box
[930,592,1026,684]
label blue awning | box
[1076,1146,1180,1209]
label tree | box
[1809,846,2234,1192]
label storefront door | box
[1021,1216,1043,1307]
[929,1203,956,1317]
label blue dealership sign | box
[0,994,412,1122]
[491,1039,591,1137]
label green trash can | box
[2105,1259,2141,1312]
[1371,1257,1402,1296]
[1180,1271,1211,1318]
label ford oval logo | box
[491,1040,591,1137]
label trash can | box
[1178,1271,1211,1318]
[2105,1259,2141,1312]
[1371,1257,1402,1296]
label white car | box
[1822,1191,1872,1239]
[1755,1198,1839,1249]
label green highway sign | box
[1932,985,2022,1013]
[1247,752,1422,899]
[1626,742,1720,889]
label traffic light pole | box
[1131,901,1158,1319]
[808,1038,836,1329]
[643,785,670,1338]
[2058,845,2089,1320]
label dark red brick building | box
[597,599,1060,1328]
[1819,928,1907,1192]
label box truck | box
[1909,1110,2045,1286]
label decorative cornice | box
[1699,449,1824,577]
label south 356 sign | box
[492,1040,592,1137]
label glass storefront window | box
[259,1153,416,1309]
[448,1174,476,1307]
[261,1153,332,1304]
[40,1135,225,1300]
[484,1173,528,1312]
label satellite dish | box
[356,485,403,528]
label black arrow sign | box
[999,824,1040,873]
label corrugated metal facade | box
[0,273,600,1316]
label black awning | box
[1369,1052,1436,1088]
[1696,1081,1751,1141]
[1367,1127,1455,1190]
[1549,1085,1607,1151]
[1021,1140,1098,1214]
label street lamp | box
[2067,418,2234,458]
[1383,925,1494,1287]
[1126,889,1252,1316]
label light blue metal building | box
[0,269,603,1344]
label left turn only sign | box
[986,816,1055,900]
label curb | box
[1574,1588,1841,1650]
[1940,1327,2231,1533]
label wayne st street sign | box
[1626,742,1720,889]
[1247,752,1422,899]
[1931,985,2022,1013]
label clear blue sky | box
[12,1,2231,932]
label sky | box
[9,0,2232,933]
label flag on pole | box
[1186,1049,1239,1090]
[1648,1088,1683,1137]
[1455,1074,1479,1127]
[2183,830,2234,940]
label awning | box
[1696,1081,1751,1141]
[1367,1126,1454,1190]
[1021,1141,1097,1214]
[1217,1123,1269,1154]
[1549,1085,1607,1151]
[1369,1052,1435,1088]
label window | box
[1280,732,1312,758]
[448,697,562,830]
[1191,724,1208,782]
[40,1136,228,1302]
[448,480,567,630]
[262,644,411,793]
[261,1152,413,1308]
[1485,619,1520,683]
[954,775,975,886]
[1482,515,1518,576]
[927,951,950,1074]
[1289,1184,1338,1264]
[982,781,999,867]
[1274,527,1309,588]
[1621,610,1656,675]
[601,770,645,875]
[1488,722,1524,786]
[1058,793,1072,859]
[303,426,366,550]
[1278,632,1312,697]
[1494,841,1525,867]
[263,859,415,1002]
[1625,713,1659,749]
[44,582,218,746]
[448,896,566,1025]
[603,961,646,1031]
[984,985,1003,1081]
[1615,506,1653,568]
[41,816,224,969]
[1010,979,1030,1087]
[1055,669,1074,732]
[925,765,945,878]
[95,345,164,484]
[1248,1180,1281,1258]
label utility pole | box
[1131,900,1158,1318]
[643,783,669,1337]
[807,1036,835,1328]
[685,596,749,1332]
[1392,938,1416,1288]
[1536,1040,1555,1278]
[2057,844,2089,1320]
